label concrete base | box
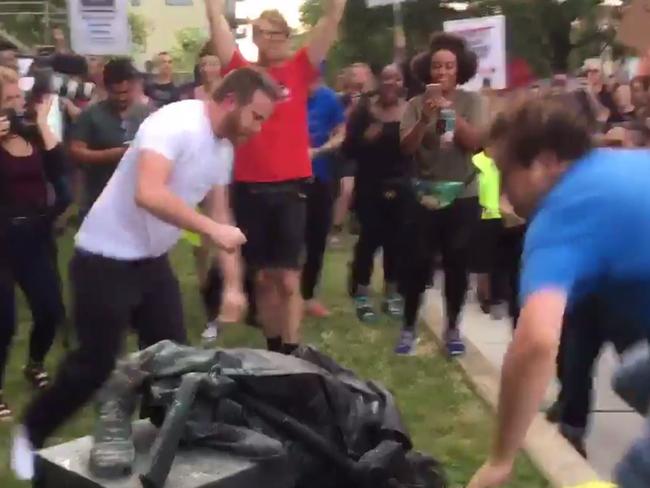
[36,421,292,488]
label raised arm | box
[306,0,348,67]
[205,0,237,68]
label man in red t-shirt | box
[205,0,347,354]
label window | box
[165,0,193,5]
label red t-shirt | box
[223,48,318,183]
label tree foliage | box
[0,0,67,46]
[300,0,629,78]
[128,12,152,54]
[170,27,207,74]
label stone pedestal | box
[36,421,292,488]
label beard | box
[222,109,250,145]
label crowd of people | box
[1,0,650,485]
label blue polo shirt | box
[308,86,345,182]
[520,148,650,325]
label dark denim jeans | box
[0,217,64,389]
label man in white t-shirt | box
[11,67,279,481]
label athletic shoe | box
[394,329,417,356]
[305,300,331,318]
[559,423,587,458]
[490,302,507,321]
[23,363,50,389]
[0,392,12,422]
[354,295,377,323]
[201,321,219,343]
[445,329,466,358]
[545,399,563,424]
[382,294,404,319]
[11,425,35,481]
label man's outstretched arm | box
[306,0,347,67]
[468,289,566,488]
[205,0,237,68]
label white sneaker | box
[201,321,219,342]
[11,425,35,481]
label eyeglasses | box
[255,29,289,41]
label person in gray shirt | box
[70,58,151,218]
[396,33,484,357]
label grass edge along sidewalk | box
[421,291,602,488]
[0,237,547,487]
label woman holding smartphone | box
[0,67,67,418]
[396,33,483,357]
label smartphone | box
[426,83,441,99]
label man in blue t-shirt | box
[468,96,650,488]
[301,76,346,317]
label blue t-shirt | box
[308,86,345,182]
[521,148,650,325]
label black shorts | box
[334,155,357,180]
[233,181,308,270]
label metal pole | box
[393,0,404,27]
[44,1,51,44]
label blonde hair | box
[254,10,291,36]
[0,66,18,103]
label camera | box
[29,66,95,102]
[25,53,95,103]
[1,107,38,139]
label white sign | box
[443,15,507,91]
[366,0,404,7]
[67,0,130,55]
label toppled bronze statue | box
[90,341,446,488]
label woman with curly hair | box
[396,33,484,356]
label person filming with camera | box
[0,66,67,420]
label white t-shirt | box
[76,100,233,260]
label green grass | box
[0,231,548,487]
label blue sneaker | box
[354,295,377,323]
[445,329,466,358]
[394,329,417,356]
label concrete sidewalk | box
[425,289,645,481]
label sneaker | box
[444,329,466,358]
[305,300,331,318]
[354,295,377,323]
[11,425,35,481]
[23,363,50,389]
[0,392,12,422]
[545,399,563,424]
[382,294,404,319]
[559,423,587,458]
[201,321,219,343]
[394,329,417,356]
[490,302,507,321]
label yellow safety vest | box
[472,151,501,220]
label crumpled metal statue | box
[90,341,446,488]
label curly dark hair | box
[413,32,478,87]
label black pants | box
[301,180,334,300]
[23,250,186,448]
[491,225,525,325]
[558,295,648,430]
[0,219,64,389]
[350,186,407,291]
[400,197,480,331]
